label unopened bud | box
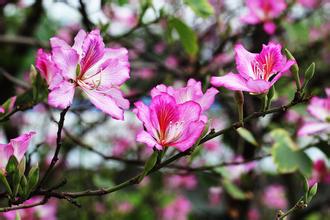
[285,49,300,90]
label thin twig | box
[0,67,30,89]
[38,107,70,187]
[0,197,49,212]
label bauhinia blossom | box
[0,132,35,174]
[134,80,217,152]
[241,0,287,34]
[36,29,130,120]
[134,92,206,152]
[211,43,294,94]
[298,0,322,8]
[298,88,330,136]
[262,184,288,210]
[151,78,218,117]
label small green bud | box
[302,62,315,92]
[304,62,315,81]
[284,49,300,90]
[29,65,38,83]
[308,183,318,199]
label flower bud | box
[284,49,300,90]
[302,62,315,92]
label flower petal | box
[72,29,87,57]
[48,81,75,109]
[196,87,218,111]
[51,47,79,80]
[149,93,179,133]
[234,44,257,79]
[307,97,330,121]
[0,144,14,170]
[211,73,252,92]
[134,101,155,135]
[263,22,276,35]
[150,84,175,98]
[80,29,105,74]
[298,122,330,136]
[81,87,125,120]
[136,130,162,150]
[82,48,130,87]
[172,121,205,152]
[36,49,63,89]
[246,79,271,94]
[10,132,36,162]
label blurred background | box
[0,0,329,219]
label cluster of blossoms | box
[33,29,300,154]
[0,23,326,218]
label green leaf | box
[27,165,39,193]
[184,0,214,18]
[144,151,158,174]
[138,151,158,182]
[271,129,312,177]
[222,179,246,200]
[117,0,128,6]
[169,17,198,56]
[237,128,258,146]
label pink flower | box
[2,197,57,220]
[117,201,134,214]
[208,186,222,206]
[308,159,330,185]
[165,56,179,69]
[134,93,205,152]
[262,184,287,209]
[241,0,287,34]
[211,43,294,94]
[136,67,155,79]
[248,208,260,220]
[298,88,330,136]
[165,174,197,190]
[298,0,321,8]
[161,196,191,220]
[0,132,35,174]
[151,79,218,114]
[112,137,133,157]
[36,49,62,90]
[38,29,130,120]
